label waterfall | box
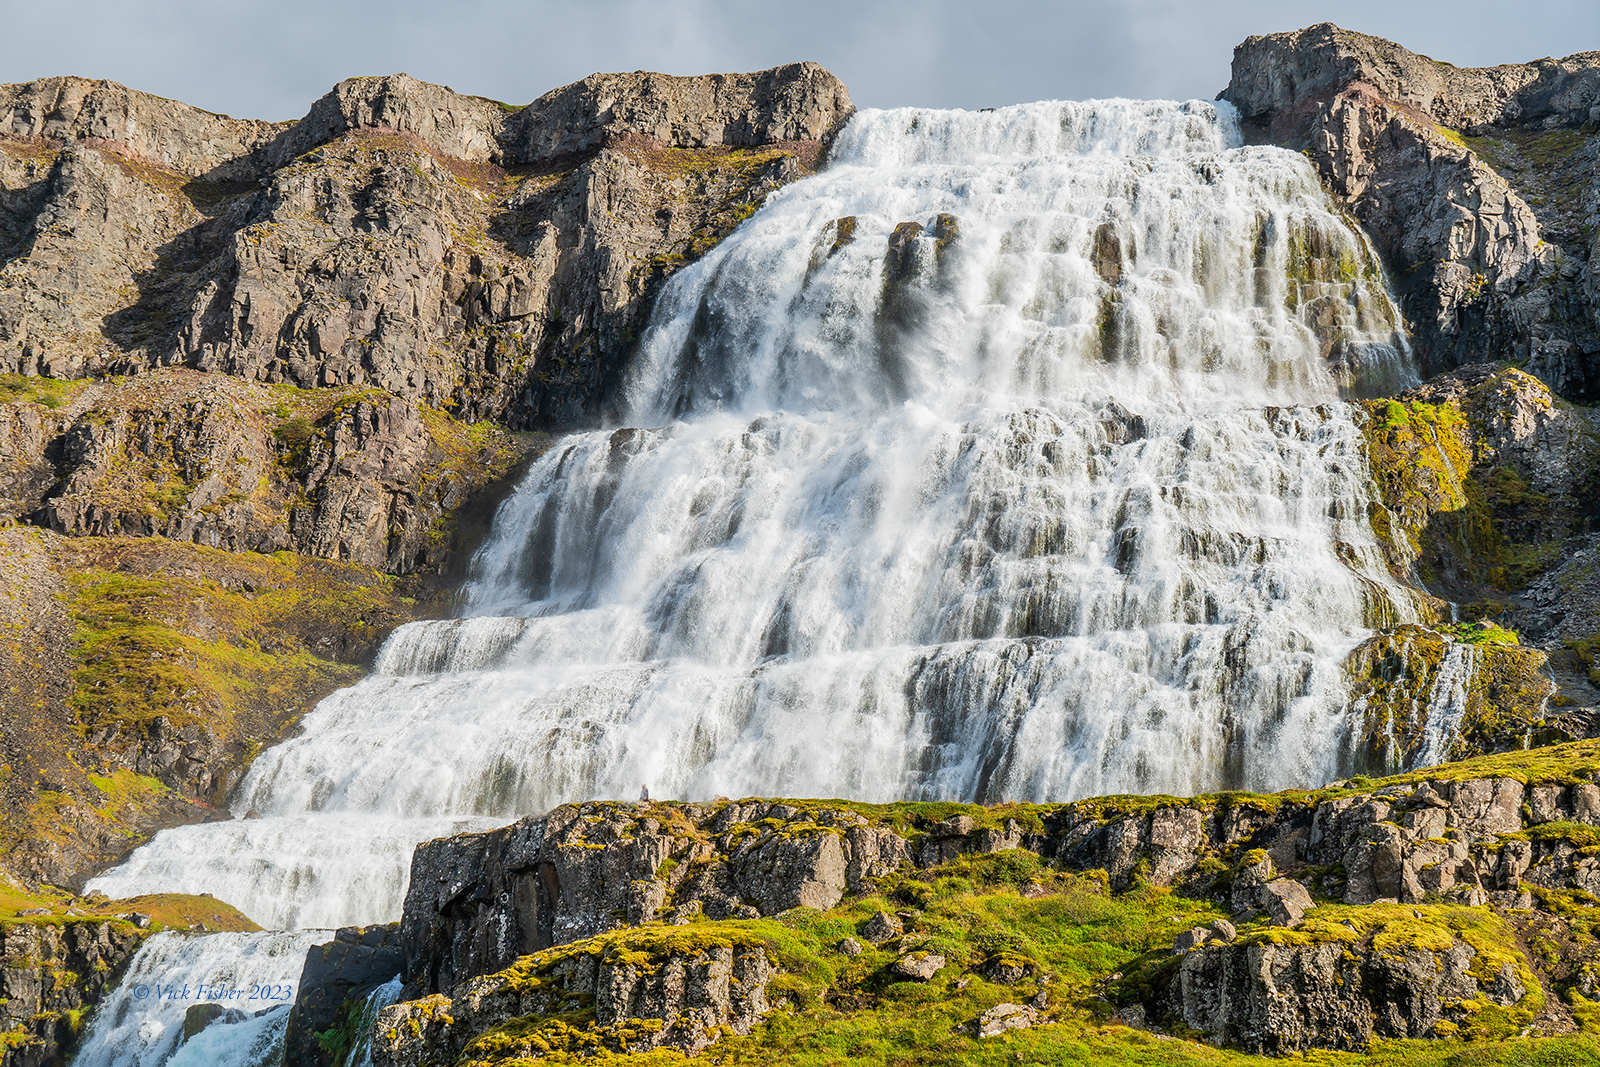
[1417,641,1481,767]
[83,96,1419,942]
[69,931,323,1067]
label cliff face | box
[0,62,851,892]
[1222,24,1600,401]
[0,65,852,428]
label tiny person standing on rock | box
[640,784,649,802]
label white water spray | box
[78,97,1443,1063]
[69,931,322,1067]
[1417,641,1481,767]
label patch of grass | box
[63,542,403,743]
[0,373,80,409]
[1442,620,1521,646]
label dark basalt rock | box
[283,923,402,1067]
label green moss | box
[1569,634,1600,687]
[1440,620,1520,646]
[0,374,80,409]
[66,568,364,737]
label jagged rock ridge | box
[0,65,853,429]
[1222,23,1600,401]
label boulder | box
[891,952,945,981]
[1260,879,1315,925]
[975,1002,1041,1037]
[861,910,903,944]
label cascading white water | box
[69,931,322,1067]
[1417,641,1481,767]
[77,104,1438,1067]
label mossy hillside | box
[447,867,1600,1067]
[1570,634,1600,687]
[64,546,396,743]
[0,873,258,933]
[456,866,1227,1067]
[1345,623,1554,772]
[1357,372,1588,595]
[0,373,82,409]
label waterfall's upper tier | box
[829,99,1240,166]
[623,100,1411,424]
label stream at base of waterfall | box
[72,97,1452,1065]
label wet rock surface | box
[284,923,403,1067]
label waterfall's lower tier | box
[87,815,503,930]
[70,931,323,1067]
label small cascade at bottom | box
[69,931,324,1067]
[1417,642,1482,768]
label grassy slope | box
[453,857,1600,1067]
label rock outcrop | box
[0,370,537,573]
[284,923,403,1067]
[372,927,775,1066]
[376,743,1600,1057]
[395,745,1600,1001]
[0,64,852,429]
[398,799,910,996]
[1168,905,1535,1052]
[0,918,144,1067]
[1223,24,1600,399]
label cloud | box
[1,0,1594,120]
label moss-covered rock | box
[1346,624,1555,771]
[1358,364,1599,601]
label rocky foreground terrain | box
[0,19,1598,1067]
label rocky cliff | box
[336,742,1600,1062]
[1223,23,1600,401]
[0,66,851,426]
[0,61,851,893]
[0,892,258,1067]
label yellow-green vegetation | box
[1442,620,1521,646]
[66,557,370,738]
[0,373,81,409]
[0,875,258,933]
[449,866,1600,1067]
[27,770,171,848]
[458,865,1226,1067]
[1358,373,1576,592]
[1330,737,1600,791]
[1434,125,1469,150]
[1570,634,1600,687]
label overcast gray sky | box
[2,1,1596,121]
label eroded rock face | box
[371,935,775,1066]
[0,64,853,431]
[396,762,1600,1002]
[1222,24,1600,399]
[398,801,928,997]
[0,920,145,1067]
[0,370,536,574]
[1172,930,1518,1053]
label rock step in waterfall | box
[71,96,1470,1066]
